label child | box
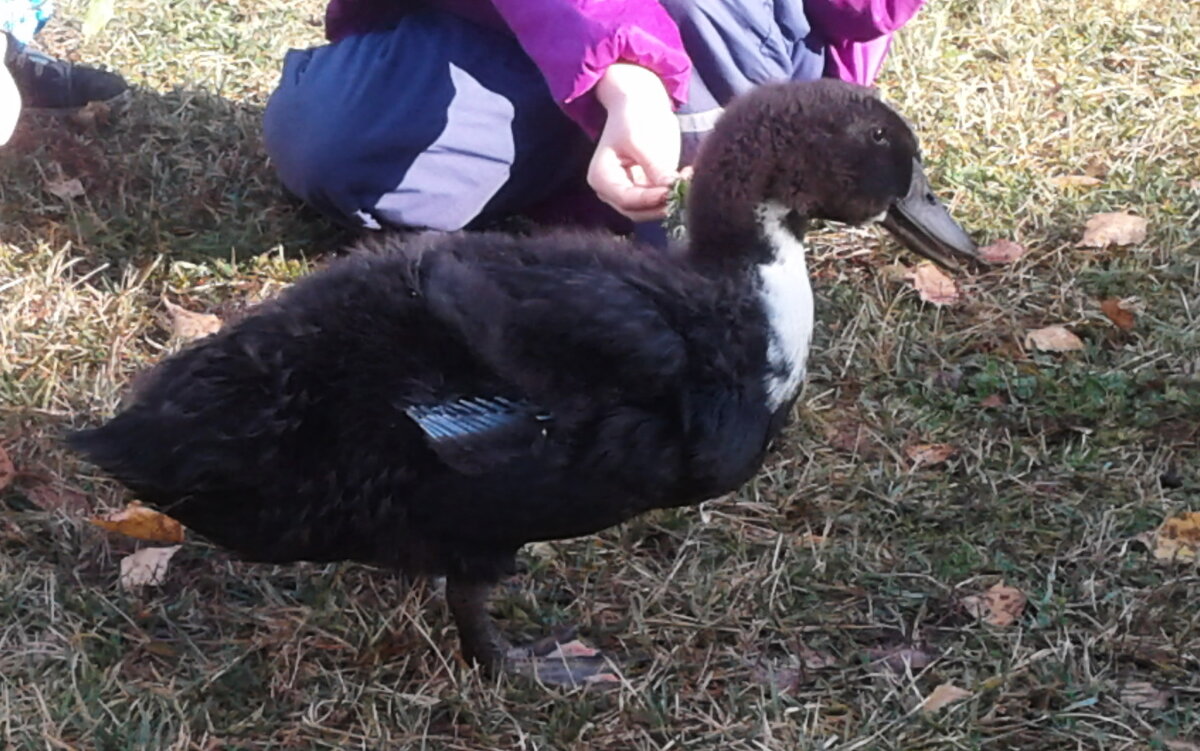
[264,0,926,236]
[1,0,127,145]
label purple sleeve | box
[806,0,926,42]
[489,0,692,137]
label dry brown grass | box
[2,0,1198,748]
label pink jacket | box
[807,0,925,86]
[324,0,925,134]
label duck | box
[70,79,979,685]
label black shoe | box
[4,36,127,110]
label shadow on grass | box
[0,85,354,263]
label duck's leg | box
[446,576,509,673]
[445,575,618,686]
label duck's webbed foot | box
[446,576,619,687]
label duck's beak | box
[880,159,979,271]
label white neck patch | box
[755,202,815,411]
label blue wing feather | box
[405,396,547,447]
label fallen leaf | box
[1166,81,1200,98]
[1100,298,1136,330]
[68,100,112,130]
[984,584,1026,627]
[1077,212,1148,248]
[791,645,838,670]
[751,664,803,692]
[1164,739,1200,751]
[1119,681,1171,710]
[545,640,601,660]
[963,583,1027,627]
[0,444,13,492]
[81,0,115,37]
[142,640,180,658]
[979,394,1006,408]
[751,647,838,691]
[929,369,962,391]
[24,482,91,516]
[1151,511,1200,563]
[977,239,1028,264]
[1082,157,1108,179]
[921,683,972,714]
[905,443,957,468]
[165,301,222,341]
[880,263,912,283]
[1049,174,1102,188]
[45,177,86,200]
[905,263,960,306]
[119,545,181,590]
[1024,325,1084,352]
[90,501,185,543]
[867,645,935,674]
[525,541,558,560]
[825,419,875,455]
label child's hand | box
[588,63,681,221]
[0,35,19,146]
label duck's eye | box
[871,127,888,144]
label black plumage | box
[71,80,979,682]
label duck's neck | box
[684,166,775,270]
[682,158,816,410]
[752,202,815,412]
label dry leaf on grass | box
[24,482,91,516]
[1150,511,1200,563]
[1167,81,1200,98]
[538,640,621,685]
[45,177,86,200]
[545,640,601,659]
[90,501,186,543]
[142,640,181,659]
[1119,681,1171,710]
[751,647,838,691]
[825,419,875,456]
[119,546,181,590]
[880,263,912,283]
[1163,739,1200,751]
[0,444,13,492]
[81,0,115,38]
[905,443,957,468]
[1025,326,1084,352]
[1100,298,1137,330]
[921,683,972,714]
[867,645,935,674]
[977,239,1028,264]
[1049,175,1102,188]
[962,583,1027,627]
[67,100,112,130]
[165,300,222,341]
[979,394,1006,408]
[905,263,960,305]
[1077,212,1148,248]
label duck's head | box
[686,79,979,271]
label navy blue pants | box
[263,2,825,234]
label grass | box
[2,0,1198,748]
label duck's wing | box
[419,250,690,406]
[402,396,551,475]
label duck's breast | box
[755,203,815,411]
